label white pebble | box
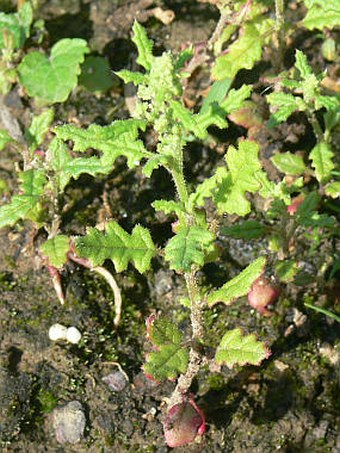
[66,327,82,344]
[49,323,68,341]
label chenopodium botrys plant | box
[50,22,281,446]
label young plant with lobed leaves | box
[50,22,275,446]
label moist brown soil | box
[0,0,339,452]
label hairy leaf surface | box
[164,226,215,272]
[74,221,156,273]
[310,142,334,183]
[215,328,270,367]
[40,235,70,268]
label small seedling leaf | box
[271,152,306,176]
[40,235,70,268]
[325,181,340,199]
[26,109,54,152]
[207,256,266,306]
[310,142,334,183]
[214,140,270,216]
[18,38,89,104]
[164,226,215,272]
[0,2,33,50]
[215,328,270,367]
[0,169,46,228]
[132,21,154,71]
[144,317,189,381]
[74,221,156,273]
[267,93,306,126]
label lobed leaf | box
[207,256,266,306]
[132,21,154,71]
[40,235,70,268]
[302,0,340,30]
[74,221,157,273]
[310,142,334,183]
[214,140,271,216]
[212,24,262,80]
[267,92,306,126]
[215,328,270,367]
[0,169,46,228]
[18,38,89,104]
[54,119,148,170]
[325,182,340,199]
[26,109,54,152]
[47,138,110,191]
[144,317,189,381]
[164,226,215,272]
[271,152,306,176]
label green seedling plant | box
[54,22,278,446]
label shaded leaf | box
[0,128,13,150]
[221,220,266,240]
[26,109,54,152]
[0,2,33,50]
[80,56,118,93]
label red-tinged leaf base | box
[248,275,280,315]
[164,399,205,448]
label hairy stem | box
[307,111,324,143]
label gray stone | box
[52,401,86,444]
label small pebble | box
[102,370,128,392]
[49,324,68,341]
[66,327,82,344]
[52,401,86,444]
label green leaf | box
[212,24,262,80]
[80,56,118,93]
[275,260,298,283]
[310,142,334,183]
[54,119,148,170]
[47,138,110,191]
[271,152,306,176]
[115,69,146,85]
[40,235,70,268]
[214,140,269,216]
[132,21,154,71]
[302,0,340,30]
[295,50,313,79]
[0,2,33,50]
[74,221,156,273]
[144,317,189,381]
[0,169,46,228]
[296,192,335,228]
[221,220,266,240]
[267,92,306,126]
[200,79,232,114]
[215,328,270,367]
[220,85,252,114]
[164,226,215,272]
[207,256,266,306]
[18,38,89,104]
[0,128,13,150]
[26,109,54,152]
[152,200,185,217]
[325,181,340,198]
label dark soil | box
[0,0,339,452]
